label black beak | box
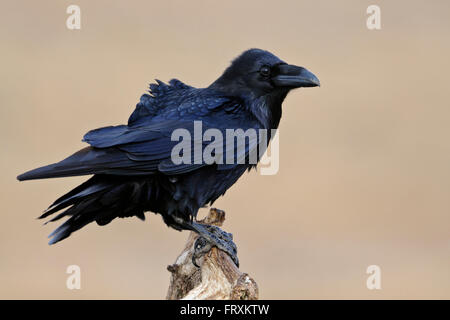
[272,64,320,88]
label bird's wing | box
[17,120,200,180]
[85,113,261,175]
[86,119,208,175]
[17,98,259,180]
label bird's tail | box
[39,175,151,244]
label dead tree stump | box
[166,208,259,300]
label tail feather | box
[39,175,152,245]
[48,224,71,245]
[40,176,111,219]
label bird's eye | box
[259,66,271,77]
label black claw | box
[192,255,200,268]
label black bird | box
[17,49,320,266]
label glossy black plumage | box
[17,49,320,244]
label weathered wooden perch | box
[166,208,258,300]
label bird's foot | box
[190,223,239,268]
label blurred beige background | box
[1,0,449,299]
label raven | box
[17,49,319,266]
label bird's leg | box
[172,216,239,267]
[181,221,238,268]
[191,222,239,268]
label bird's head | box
[210,48,320,100]
[210,48,320,129]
